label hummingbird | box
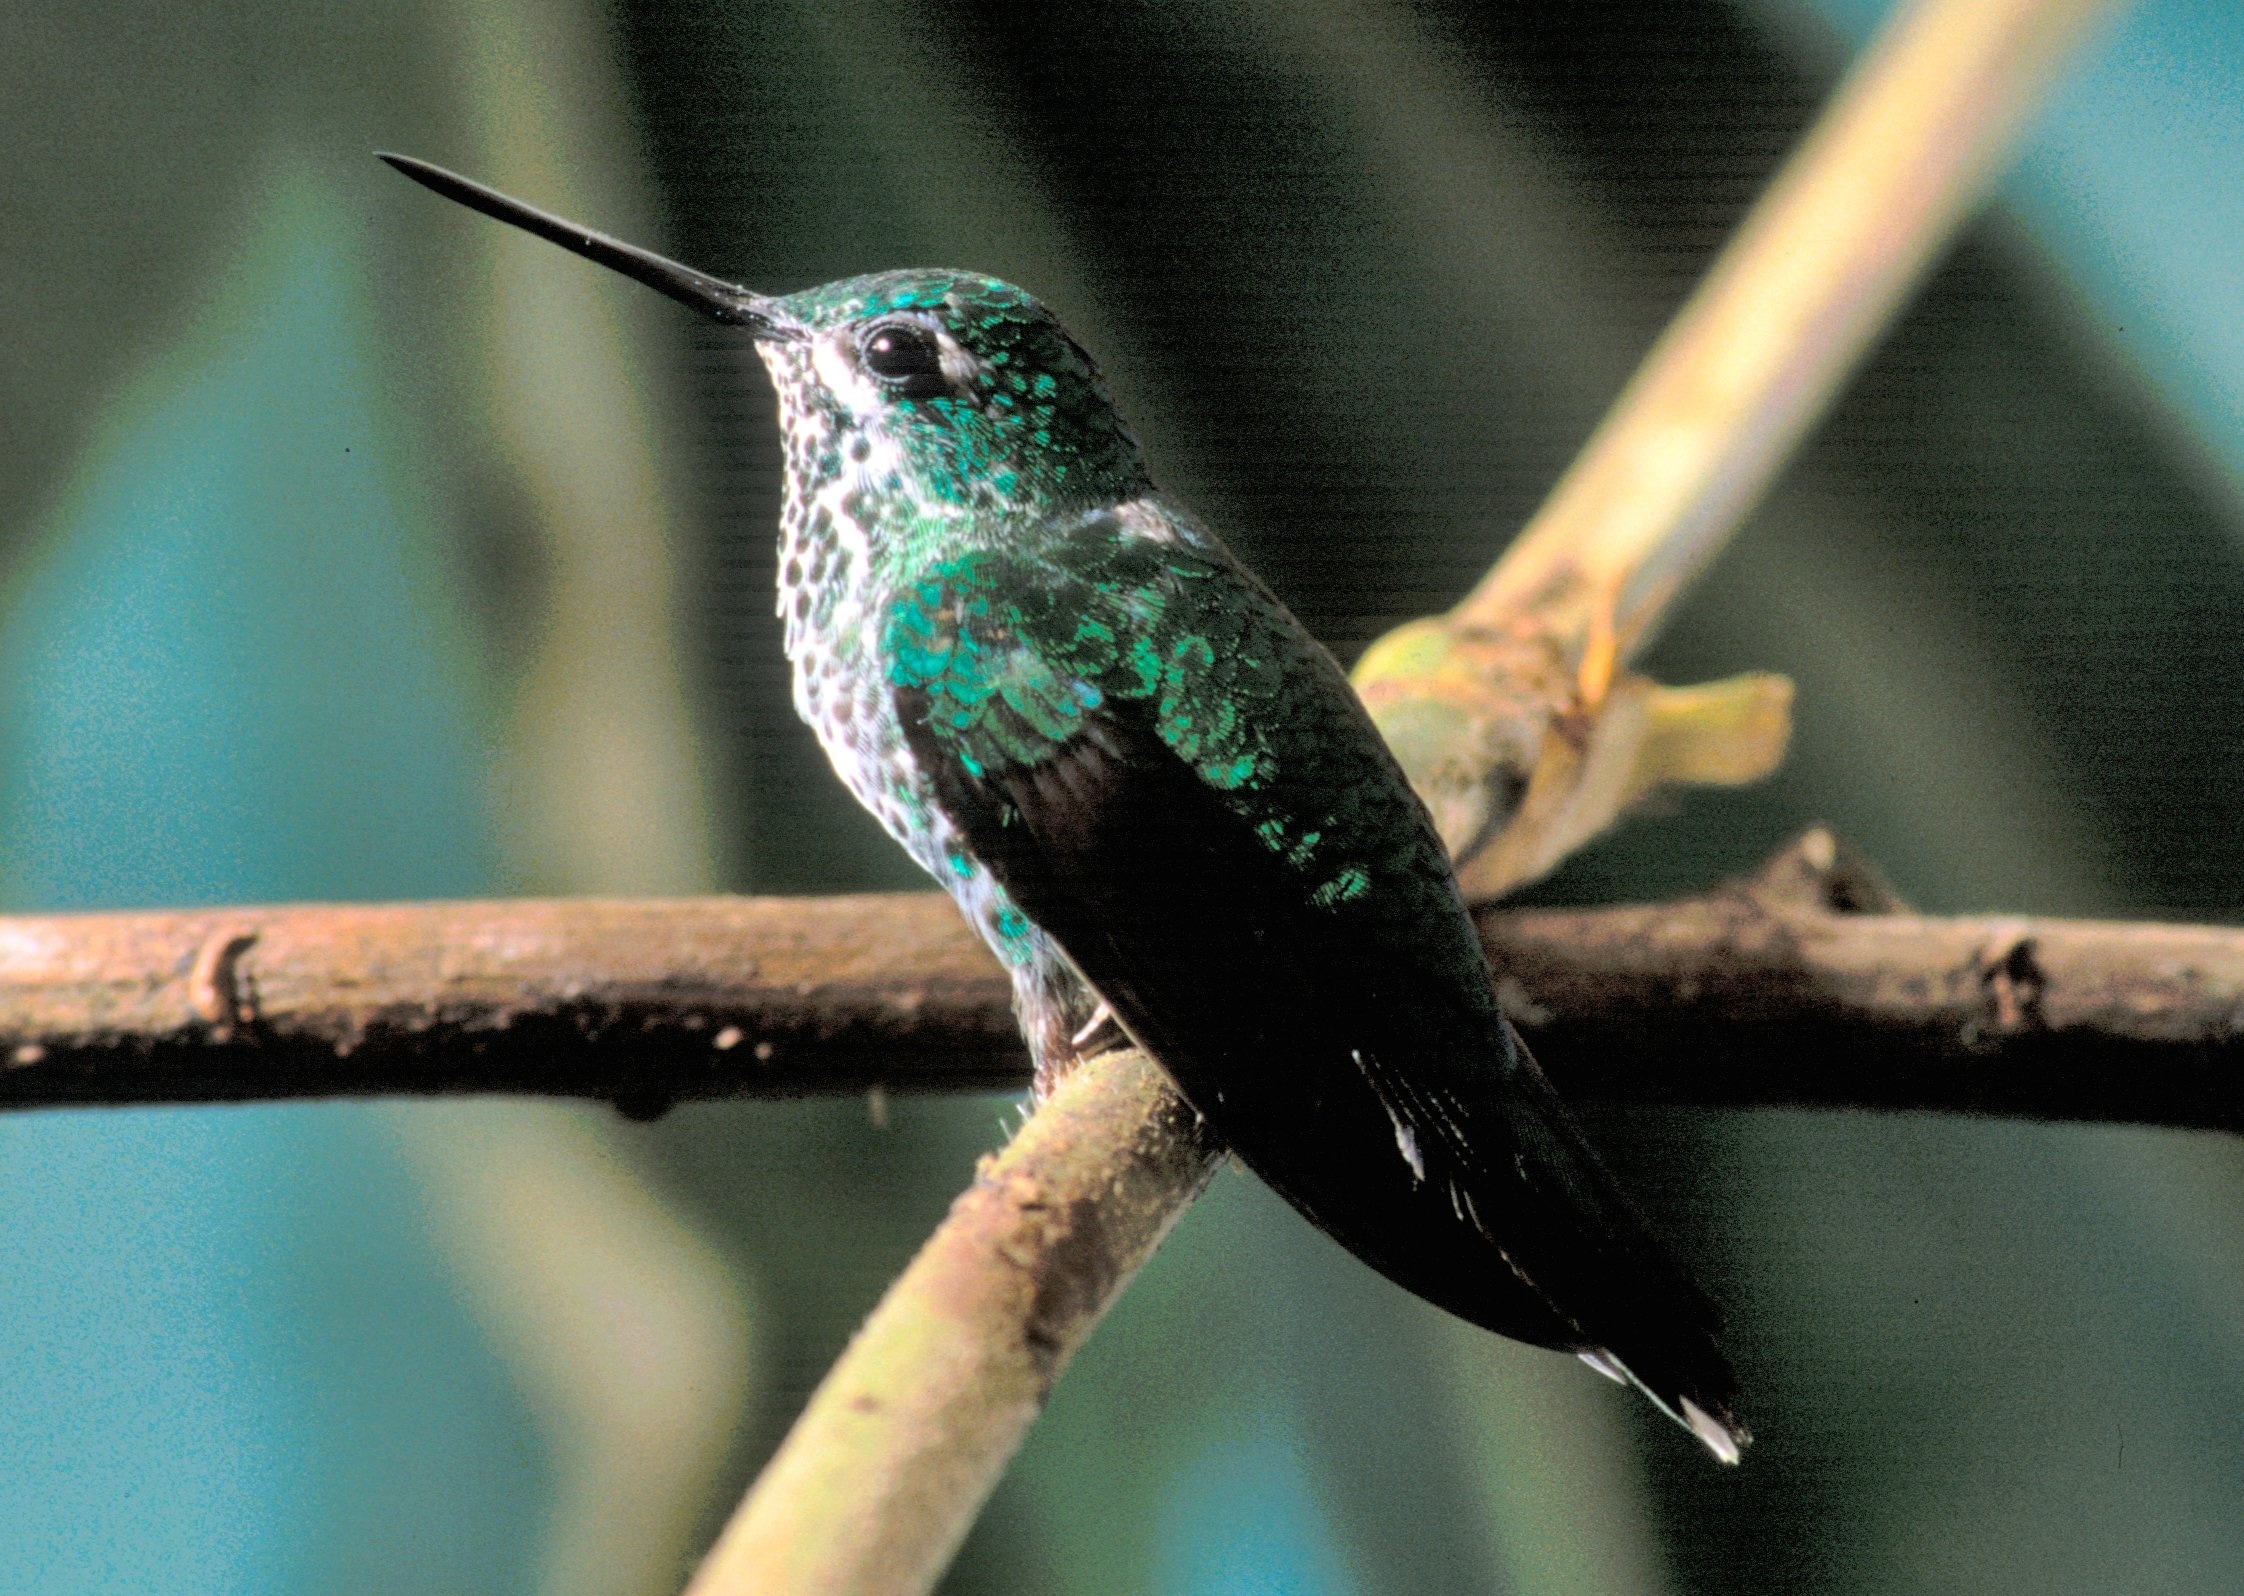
[382,152,1748,1461]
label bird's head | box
[380,155,1149,522]
[758,270,1148,518]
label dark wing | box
[890,537,1746,1454]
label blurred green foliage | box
[3,1,2244,1593]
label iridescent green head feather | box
[760,270,1149,534]
[373,157,1149,550]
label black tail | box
[1491,1022,1749,1461]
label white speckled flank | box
[758,335,1099,1079]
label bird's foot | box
[1025,1000,1129,1100]
[1070,1000,1122,1052]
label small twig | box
[682,1047,1218,1596]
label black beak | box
[378,152,799,340]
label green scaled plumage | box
[380,156,1750,1462]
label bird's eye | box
[859,321,949,398]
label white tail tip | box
[1682,1398,1744,1466]
[1577,1349,1630,1386]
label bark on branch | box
[0,892,1018,1117]
[1,828,2239,1135]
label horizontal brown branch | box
[0,830,2238,1133]
[0,892,1023,1116]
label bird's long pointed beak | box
[378,152,799,340]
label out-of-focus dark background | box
[3,0,2243,1591]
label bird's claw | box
[1070,1000,1122,1053]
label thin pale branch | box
[1351,0,2128,895]
[683,1048,1219,1595]
[3,830,2240,1135]
[1457,0,2126,655]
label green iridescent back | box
[881,525,1477,961]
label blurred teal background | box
[3,0,2244,1591]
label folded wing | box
[888,527,1747,1456]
